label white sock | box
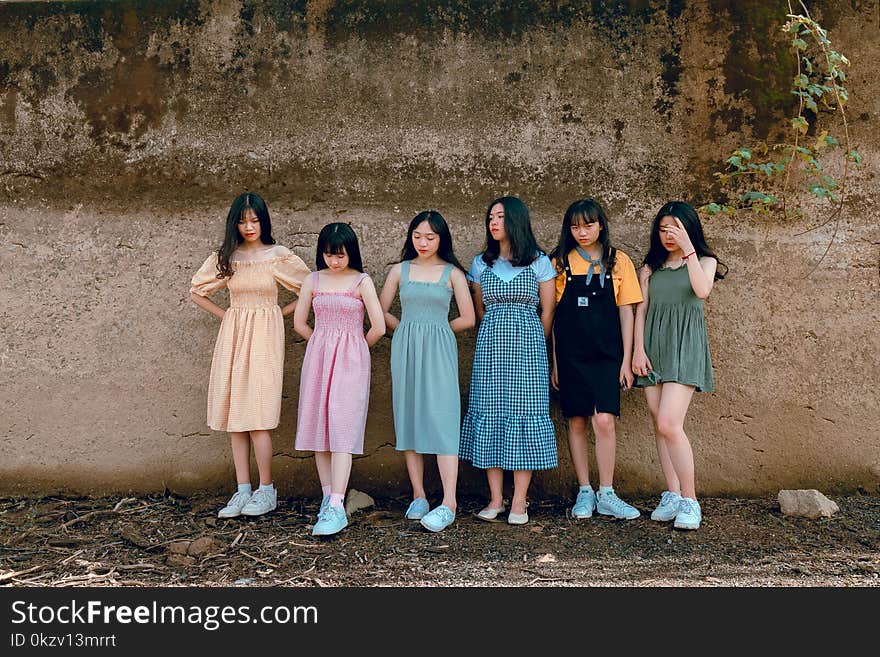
[259,483,274,493]
[579,485,593,493]
[237,483,252,494]
[329,492,345,508]
[321,484,331,498]
[599,486,614,496]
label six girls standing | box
[293,223,386,536]
[190,194,725,532]
[632,201,725,530]
[190,192,310,519]
[549,199,643,521]
[459,197,558,526]
[379,211,475,532]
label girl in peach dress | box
[190,192,310,519]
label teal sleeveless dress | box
[635,264,714,392]
[391,261,461,455]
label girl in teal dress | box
[633,201,727,531]
[379,211,475,532]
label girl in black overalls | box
[549,199,643,520]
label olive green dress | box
[635,264,714,392]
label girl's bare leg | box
[591,412,617,488]
[314,451,332,489]
[645,385,681,494]
[511,470,532,515]
[404,451,426,500]
[566,417,592,487]
[230,432,252,484]
[330,452,353,496]
[437,454,458,511]
[249,429,273,486]
[485,467,504,510]
[654,382,697,499]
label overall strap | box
[439,263,454,285]
[401,260,411,284]
[312,270,321,292]
[347,272,368,292]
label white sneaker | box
[218,490,252,519]
[650,491,682,522]
[240,488,277,517]
[674,497,702,530]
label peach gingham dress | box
[294,271,371,454]
[190,245,310,432]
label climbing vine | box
[702,1,862,265]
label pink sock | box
[321,485,331,498]
[329,493,345,508]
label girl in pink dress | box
[293,223,386,536]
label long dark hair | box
[216,192,276,279]
[399,210,465,271]
[316,222,364,272]
[549,198,616,274]
[643,201,727,280]
[481,196,542,267]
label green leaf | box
[726,155,743,170]
[740,148,752,160]
[794,74,809,88]
[802,57,813,74]
[791,116,809,134]
[804,96,818,112]
[824,135,839,147]
[792,38,807,50]
[795,146,812,156]
[821,175,839,190]
[847,150,863,165]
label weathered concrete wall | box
[1,0,878,497]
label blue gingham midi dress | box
[459,260,557,470]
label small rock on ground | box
[345,489,375,516]
[778,489,839,519]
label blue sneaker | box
[674,497,702,530]
[596,489,641,520]
[404,497,430,520]
[420,505,456,532]
[571,488,597,519]
[317,495,330,519]
[312,505,348,536]
[650,491,682,522]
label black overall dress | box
[553,249,623,418]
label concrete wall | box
[2,0,878,497]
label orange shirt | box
[552,249,642,306]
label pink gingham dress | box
[294,271,370,454]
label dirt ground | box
[1,492,878,587]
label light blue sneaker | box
[312,505,348,536]
[571,488,597,519]
[650,491,682,522]
[404,497,430,520]
[596,489,641,520]
[239,488,277,517]
[420,505,456,532]
[317,495,330,519]
[217,490,252,519]
[674,497,702,530]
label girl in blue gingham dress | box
[460,196,557,526]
